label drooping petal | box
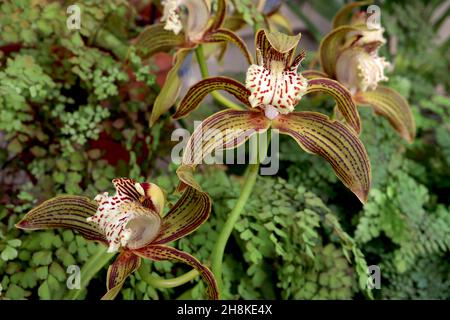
[181,109,270,167]
[16,196,107,244]
[332,1,373,29]
[178,109,270,190]
[306,77,361,134]
[87,178,164,253]
[134,23,186,59]
[272,112,371,203]
[319,25,366,78]
[150,48,191,127]
[133,245,219,299]
[173,77,251,119]
[101,251,141,300]
[153,186,211,244]
[207,0,226,32]
[203,29,253,64]
[255,29,301,68]
[355,86,416,143]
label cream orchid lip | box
[87,180,164,253]
[161,0,210,41]
[245,58,308,117]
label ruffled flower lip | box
[245,31,308,119]
[87,178,165,253]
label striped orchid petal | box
[153,186,211,244]
[133,244,219,299]
[182,109,271,165]
[203,29,253,64]
[150,48,191,127]
[101,251,141,300]
[173,77,251,119]
[178,109,270,189]
[16,196,107,244]
[306,77,361,134]
[319,25,366,78]
[255,29,301,68]
[302,69,329,80]
[332,1,373,29]
[134,23,186,59]
[207,0,226,32]
[355,86,416,143]
[272,112,371,203]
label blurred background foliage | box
[0,0,449,299]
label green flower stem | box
[138,264,199,288]
[211,132,271,295]
[194,45,244,111]
[65,245,114,300]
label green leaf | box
[150,48,191,127]
[1,246,18,261]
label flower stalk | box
[138,264,199,289]
[211,131,271,295]
[65,246,114,300]
[194,45,244,111]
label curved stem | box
[211,132,271,295]
[194,45,244,111]
[65,245,114,300]
[137,264,199,289]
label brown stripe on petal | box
[173,77,251,119]
[134,23,186,59]
[207,0,226,32]
[112,178,142,202]
[154,186,211,244]
[133,245,219,300]
[273,112,371,203]
[181,109,270,167]
[203,29,253,64]
[102,251,140,300]
[16,196,107,244]
[306,78,361,134]
[355,86,416,143]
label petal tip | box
[15,220,28,229]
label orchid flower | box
[16,178,218,300]
[304,1,416,143]
[133,0,253,126]
[172,29,371,204]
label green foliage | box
[1,0,449,301]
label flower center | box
[87,192,161,253]
[161,0,210,42]
[336,47,390,94]
[245,63,308,118]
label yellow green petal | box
[150,48,191,127]
[306,77,361,134]
[273,111,371,203]
[16,195,107,244]
[355,86,416,143]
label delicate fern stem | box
[65,245,114,300]
[137,264,199,288]
[194,45,244,111]
[211,132,271,296]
